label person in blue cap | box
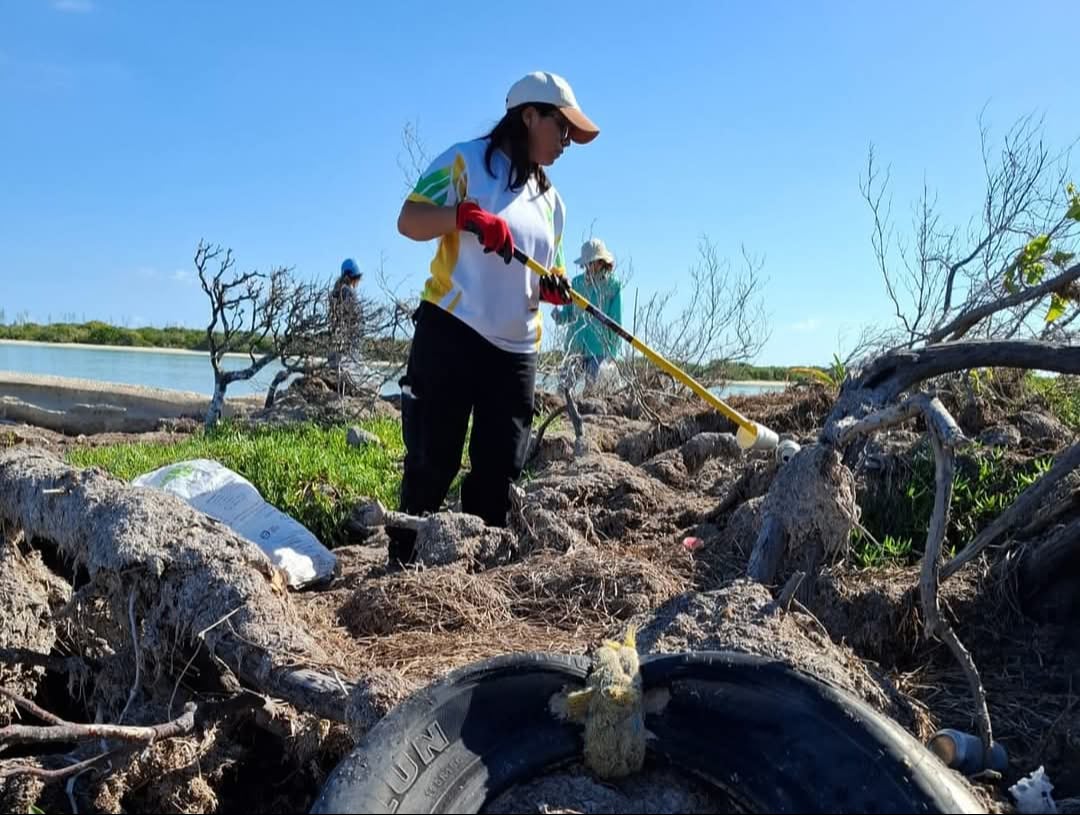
[332,258,362,314]
[334,258,362,298]
[329,258,364,374]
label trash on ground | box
[1010,766,1057,814]
[132,458,336,588]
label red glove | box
[456,201,514,264]
[539,272,572,306]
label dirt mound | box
[1012,409,1073,449]
[0,421,194,453]
[298,542,692,684]
[2,382,1077,811]
[728,383,835,436]
[251,375,399,426]
[810,563,1079,796]
[0,448,409,813]
[0,532,71,722]
[517,453,706,553]
[409,511,521,568]
[615,413,737,465]
[632,580,930,736]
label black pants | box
[391,302,536,559]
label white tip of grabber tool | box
[736,423,779,452]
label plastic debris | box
[1009,766,1057,814]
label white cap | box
[575,237,615,267]
[505,71,599,145]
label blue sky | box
[2,0,1078,365]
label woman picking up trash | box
[392,71,600,564]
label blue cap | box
[341,258,361,278]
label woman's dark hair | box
[483,102,554,193]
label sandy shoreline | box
[0,370,262,403]
[0,341,795,389]
[0,338,255,360]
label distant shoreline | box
[720,380,791,388]
[0,340,797,390]
[0,338,253,360]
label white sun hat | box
[574,237,615,267]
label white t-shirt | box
[407,138,566,354]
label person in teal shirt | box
[554,237,622,389]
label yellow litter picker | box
[478,233,780,452]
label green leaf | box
[1024,234,1051,259]
[1004,267,1018,294]
[788,366,836,387]
[1052,250,1076,268]
[1025,262,1046,286]
[1068,199,1080,221]
[1045,292,1069,324]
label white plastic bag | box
[1010,766,1057,814]
[132,459,336,589]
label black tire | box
[310,651,984,814]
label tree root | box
[0,692,260,755]
[0,691,261,785]
[0,447,401,725]
[526,403,568,466]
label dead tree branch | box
[2,703,198,749]
[0,751,114,782]
[0,687,66,726]
[1012,516,1080,618]
[563,386,586,457]
[195,241,282,427]
[632,237,769,375]
[0,694,260,783]
[838,393,965,448]
[922,432,993,753]
[839,394,993,752]
[1016,487,1080,540]
[927,263,1080,343]
[0,694,259,751]
[853,114,1079,358]
[776,571,806,613]
[853,339,1080,402]
[397,119,430,190]
[526,404,568,466]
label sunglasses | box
[545,111,571,142]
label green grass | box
[67,418,406,547]
[853,373,1077,568]
[856,444,1054,568]
[1027,373,1080,431]
[851,533,915,569]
